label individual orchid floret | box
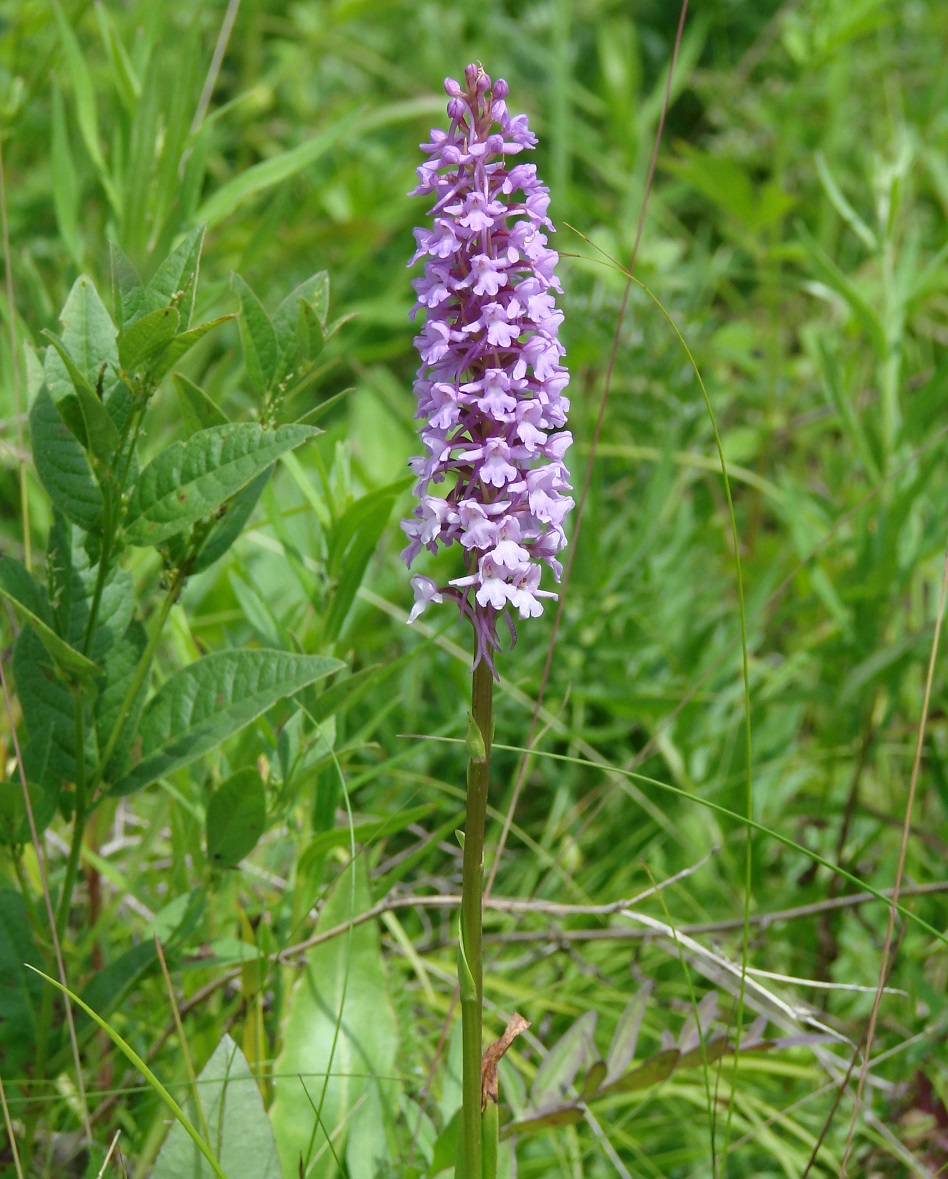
[401,64,573,673]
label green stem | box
[55,689,89,938]
[459,657,493,1179]
[87,564,185,798]
[82,492,113,655]
[36,686,90,1088]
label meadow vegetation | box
[0,0,946,1175]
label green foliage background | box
[0,0,946,1175]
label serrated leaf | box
[173,373,229,433]
[530,1011,597,1112]
[112,650,344,795]
[152,1034,280,1179]
[42,331,120,461]
[206,768,267,868]
[118,305,180,371]
[600,1047,680,1096]
[30,387,103,530]
[604,981,652,1086]
[232,274,279,395]
[270,857,398,1179]
[0,556,101,682]
[124,423,320,547]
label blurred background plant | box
[0,0,946,1176]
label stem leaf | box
[123,423,320,547]
[111,649,344,795]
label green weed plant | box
[0,1,946,1177]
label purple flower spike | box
[402,65,573,674]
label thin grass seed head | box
[402,64,573,673]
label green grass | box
[1,0,947,1176]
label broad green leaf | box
[70,566,135,667]
[272,273,330,375]
[173,373,229,433]
[604,982,652,1086]
[43,330,120,460]
[118,305,180,371]
[190,469,270,576]
[152,1034,280,1179]
[48,274,119,390]
[0,556,101,682]
[51,78,81,266]
[13,627,87,793]
[232,274,279,395]
[148,889,206,947]
[273,272,329,355]
[294,300,326,370]
[195,110,363,228]
[50,0,120,210]
[149,316,233,384]
[206,768,267,868]
[112,650,344,795]
[124,423,320,547]
[110,242,146,330]
[529,1011,597,1112]
[0,779,57,847]
[144,225,206,329]
[346,1079,395,1178]
[95,620,147,777]
[0,889,44,1073]
[270,857,399,1179]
